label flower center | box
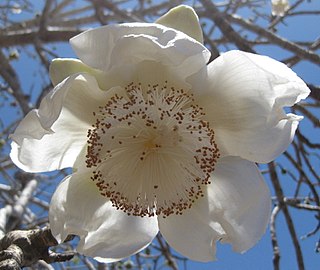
[86,82,220,217]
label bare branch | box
[270,205,281,270]
[199,0,255,53]
[0,227,74,269]
[0,50,30,115]
[268,162,305,270]
[226,14,320,65]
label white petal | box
[49,171,159,263]
[98,59,189,92]
[10,74,108,172]
[155,5,203,44]
[207,156,271,252]
[70,23,210,78]
[193,50,310,163]
[158,202,224,262]
[158,156,270,260]
[49,58,103,86]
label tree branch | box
[226,14,320,65]
[199,0,255,53]
[0,227,74,269]
[268,162,305,270]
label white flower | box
[11,3,22,14]
[271,0,290,16]
[10,5,309,263]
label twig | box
[270,205,281,270]
[268,162,305,270]
[199,0,255,53]
[0,50,30,115]
[226,14,320,65]
[156,234,179,270]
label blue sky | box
[1,1,319,269]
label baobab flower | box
[10,5,309,263]
[272,0,290,16]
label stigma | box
[86,81,220,217]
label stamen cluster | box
[86,82,220,217]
